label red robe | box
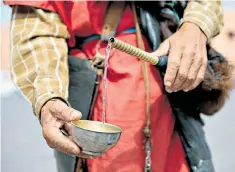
[4,1,189,172]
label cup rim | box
[71,120,122,134]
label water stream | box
[102,45,111,124]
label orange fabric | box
[5,1,190,172]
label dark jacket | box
[137,2,233,172]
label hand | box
[41,99,91,158]
[153,22,207,92]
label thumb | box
[50,100,82,122]
[151,39,170,57]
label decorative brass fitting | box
[108,37,159,65]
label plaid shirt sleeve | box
[182,0,223,40]
[10,5,70,118]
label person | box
[4,1,224,172]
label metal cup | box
[71,120,122,156]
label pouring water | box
[102,45,111,124]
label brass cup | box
[71,120,122,156]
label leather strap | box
[101,1,126,41]
[131,3,151,140]
[131,2,152,172]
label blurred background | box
[1,1,235,172]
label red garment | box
[5,1,189,172]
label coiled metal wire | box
[108,37,159,65]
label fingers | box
[161,22,208,93]
[164,43,182,92]
[152,39,170,57]
[43,122,97,158]
[181,46,207,92]
[42,119,81,156]
[169,51,194,92]
[49,100,82,122]
[181,57,203,92]
[41,100,85,157]
[77,152,98,159]
[187,59,207,91]
[164,38,207,92]
[64,122,73,135]
[68,135,98,159]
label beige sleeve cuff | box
[32,75,71,119]
[181,1,223,41]
[33,90,71,119]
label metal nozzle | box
[108,37,159,65]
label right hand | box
[153,23,207,93]
[41,99,85,157]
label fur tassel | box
[166,47,234,116]
[198,47,234,115]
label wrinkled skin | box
[41,99,95,158]
[153,22,207,93]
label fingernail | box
[165,81,171,87]
[71,110,82,121]
[166,88,172,93]
[184,89,188,92]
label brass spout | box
[108,37,159,65]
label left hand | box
[153,22,207,93]
[41,99,97,159]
